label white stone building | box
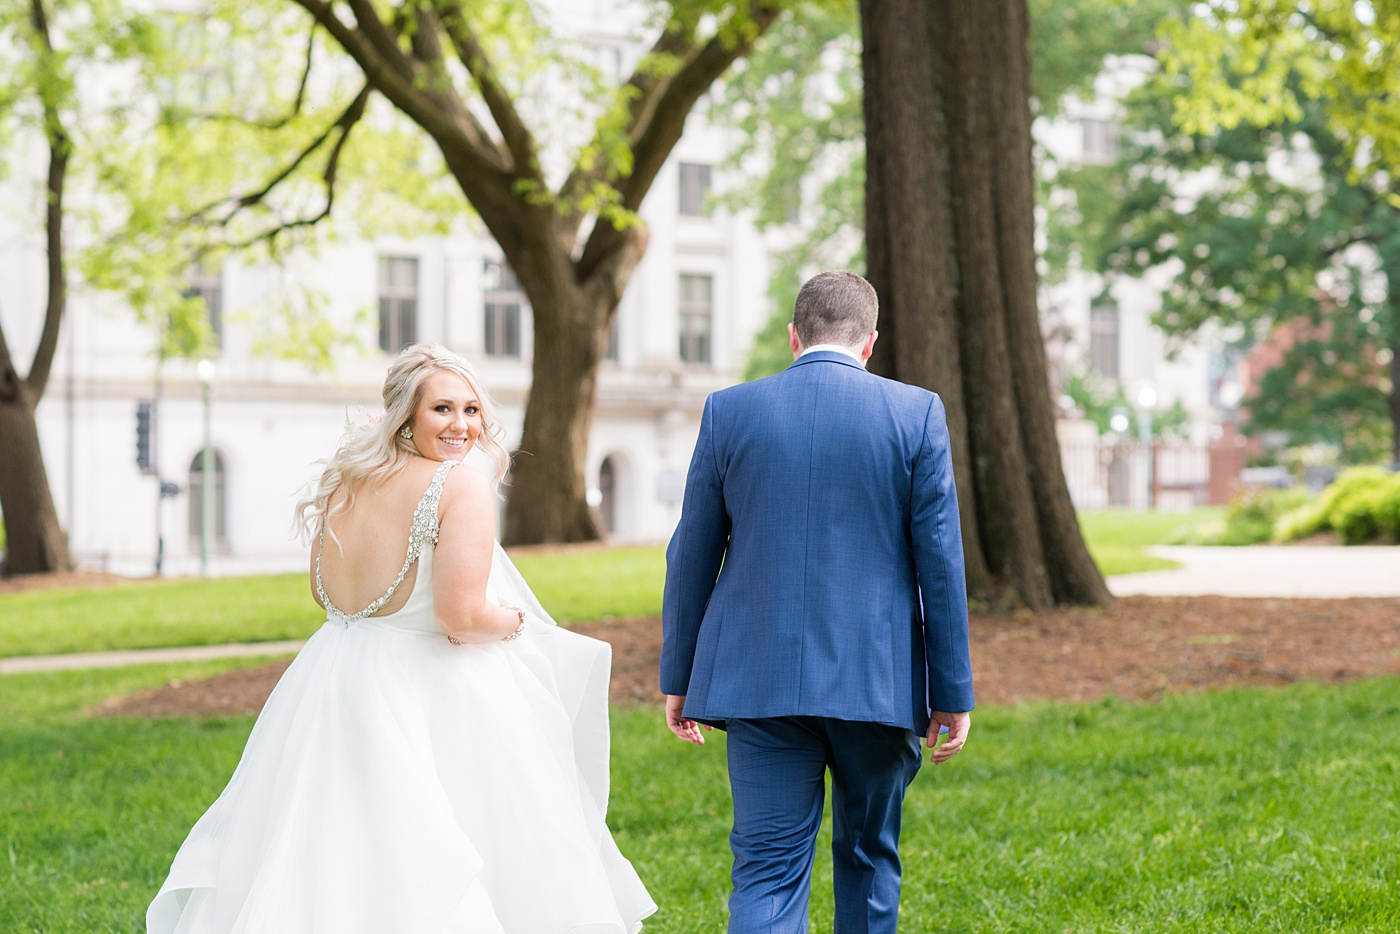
[1035,56,1234,509]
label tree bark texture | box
[861,0,1112,609]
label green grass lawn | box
[0,511,1219,659]
[0,575,322,659]
[0,546,669,659]
[509,545,666,621]
[2,663,1396,932]
[1079,508,1224,576]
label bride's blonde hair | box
[295,343,510,544]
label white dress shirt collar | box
[799,343,864,365]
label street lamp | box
[1109,406,1131,436]
[1133,380,1157,510]
[196,357,216,575]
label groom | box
[660,271,973,933]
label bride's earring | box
[400,425,413,440]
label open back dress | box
[147,460,656,933]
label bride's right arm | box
[433,467,523,643]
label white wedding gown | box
[148,461,656,933]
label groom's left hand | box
[665,694,710,745]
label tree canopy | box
[1161,1,1400,186]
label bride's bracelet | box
[500,605,526,642]
[444,606,525,646]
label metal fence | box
[1059,437,1247,511]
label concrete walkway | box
[1109,546,1400,598]
[0,640,304,676]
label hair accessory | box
[400,425,413,440]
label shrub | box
[1319,466,1392,527]
[1273,499,1330,542]
[1377,476,1400,543]
[1346,474,1400,544]
[1211,486,1313,545]
[1334,492,1381,545]
[1273,466,1400,545]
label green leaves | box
[1027,0,1183,117]
[1160,1,1400,185]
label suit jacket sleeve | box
[910,394,975,713]
[660,394,731,696]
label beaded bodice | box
[316,459,459,625]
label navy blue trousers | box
[725,717,922,934]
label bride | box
[147,343,656,933]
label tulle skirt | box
[147,618,656,933]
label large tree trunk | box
[0,328,73,575]
[500,226,648,545]
[985,0,1109,605]
[859,0,993,600]
[861,0,1111,609]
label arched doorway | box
[598,455,617,536]
[188,449,228,548]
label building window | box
[184,259,224,350]
[678,162,712,217]
[378,256,419,352]
[597,455,617,535]
[188,448,228,546]
[1082,118,1118,163]
[678,274,713,365]
[603,317,620,362]
[483,259,523,358]
[1090,301,1120,380]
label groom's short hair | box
[793,271,879,348]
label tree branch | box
[190,85,371,249]
[577,2,781,278]
[287,0,513,181]
[400,3,507,167]
[342,0,417,82]
[433,0,540,178]
[26,0,69,401]
[558,20,697,225]
[173,24,318,130]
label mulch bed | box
[0,571,128,594]
[99,596,1400,718]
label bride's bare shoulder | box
[439,462,491,509]
[442,464,498,523]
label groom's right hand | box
[927,710,970,764]
[665,694,710,745]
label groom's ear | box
[789,323,802,358]
[860,330,878,362]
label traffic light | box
[136,401,153,473]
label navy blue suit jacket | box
[660,351,974,734]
